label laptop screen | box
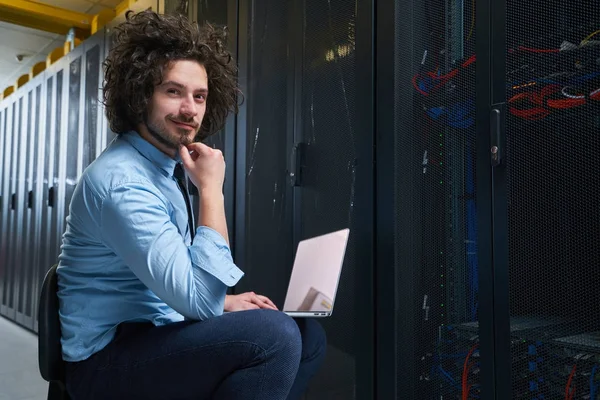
[282,229,349,313]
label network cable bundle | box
[426,317,600,399]
[507,29,600,122]
[412,28,600,127]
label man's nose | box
[180,95,198,118]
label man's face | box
[144,60,208,151]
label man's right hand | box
[179,143,225,194]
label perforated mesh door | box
[237,1,295,308]
[298,1,359,398]
[196,0,228,154]
[394,0,481,397]
[505,1,600,398]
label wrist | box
[224,294,232,311]
[199,187,224,200]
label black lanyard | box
[173,163,195,241]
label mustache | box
[167,115,199,129]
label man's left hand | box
[224,292,279,312]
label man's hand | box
[179,143,225,194]
[224,292,278,312]
[180,142,229,244]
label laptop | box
[282,228,350,318]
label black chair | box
[38,264,71,400]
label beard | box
[144,113,199,150]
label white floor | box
[0,316,48,400]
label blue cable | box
[466,134,478,320]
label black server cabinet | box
[497,0,600,399]
[230,1,375,398]
[192,0,237,246]
[376,0,493,398]
[377,0,600,399]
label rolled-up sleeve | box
[99,180,244,320]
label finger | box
[257,295,278,310]
[252,296,277,310]
[243,302,260,310]
[249,296,269,309]
[185,142,212,156]
[179,145,194,169]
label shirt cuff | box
[189,226,244,287]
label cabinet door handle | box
[48,187,55,207]
[289,142,306,187]
[490,108,502,167]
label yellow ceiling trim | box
[16,73,29,88]
[30,61,46,79]
[0,0,92,39]
[3,86,14,99]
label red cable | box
[462,344,478,400]
[413,54,475,96]
[565,364,576,400]
[508,85,562,120]
[590,88,600,101]
[518,46,561,53]
[547,97,586,109]
[462,54,476,67]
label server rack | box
[232,1,375,398]
[376,0,600,399]
[501,1,600,399]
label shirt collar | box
[120,131,181,177]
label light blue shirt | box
[57,131,244,362]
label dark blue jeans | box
[64,309,327,400]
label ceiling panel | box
[0,28,57,53]
[0,21,57,38]
[0,0,114,96]
[35,0,98,13]
[99,0,121,7]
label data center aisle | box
[0,316,47,400]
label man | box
[56,10,326,400]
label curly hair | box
[102,10,240,140]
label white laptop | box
[282,228,350,318]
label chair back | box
[38,264,65,383]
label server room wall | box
[0,29,106,333]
